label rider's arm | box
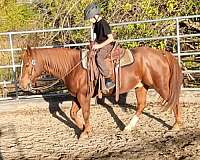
[98,34,114,48]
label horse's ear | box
[21,47,25,53]
[21,48,25,58]
[26,45,32,56]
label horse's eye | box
[25,63,30,67]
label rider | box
[84,2,115,90]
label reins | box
[29,53,88,92]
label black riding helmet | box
[84,3,100,20]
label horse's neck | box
[42,49,81,80]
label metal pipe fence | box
[0,14,200,99]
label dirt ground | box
[0,90,200,160]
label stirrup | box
[104,79,115,92]
[105,81,115,90]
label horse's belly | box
[119,69,141,93]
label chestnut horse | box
[19,45,183,138]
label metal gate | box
[0,14,200,100]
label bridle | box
[29,59,36,83]
[20,59,38,92]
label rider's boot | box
[105,78,115,90]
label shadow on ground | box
[42,94,82,138]
[42,91,172,138]
[97,93,172,130]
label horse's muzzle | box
[19,81,31,91]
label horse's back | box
[131,47,171,70]
[131,47,171,60]
[130,47,175,87]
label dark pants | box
[96,43,113,78]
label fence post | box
[176,18,181,65]
[8,33,18,99]
[90,25,94,41]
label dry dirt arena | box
[0,90,200,160]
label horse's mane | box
[32,48,81,77]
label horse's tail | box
[163,51,183,111]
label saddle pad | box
[120,49,134,66]
[81,49,89,69]
[81,48,134,69]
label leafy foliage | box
[0,0,199,46]
[0,0,38,32]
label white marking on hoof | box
[124,115,139,131]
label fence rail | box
[0,14,200,99]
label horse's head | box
[19,45,43,91]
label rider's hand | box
[92,43,102,50]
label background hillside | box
[0,0,199,47]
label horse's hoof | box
[79,132,89,140]
[124,126,132,132]
[79,126,84,131]
[77,124,84,131]
[171,123,182,131]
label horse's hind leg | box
[124,86,148,131]
[155,83,182,130]
[70,98,84,130]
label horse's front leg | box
[172,104,182,130]
[77,93,92,139]
[124,86,148,131]
[70,98,84,130]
